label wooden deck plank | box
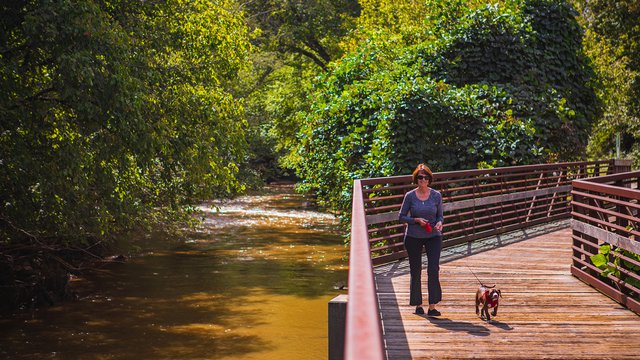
[375,224,640,359]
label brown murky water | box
[0,185,348,359]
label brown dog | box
[475,285,502,321]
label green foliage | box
[590,244,640,295]
[575,0,640,166]
[590,244,617,278]
[289,0,599,215]
[351,0,515,48]
[243,0,360,69]
[238,1,361,184]
[241,58,316,184]
[0,0,251,247]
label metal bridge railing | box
[570,167,640,314]
[362,160,618,265]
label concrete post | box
[328,294,348,360]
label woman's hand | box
[435,221,443,232]
[415,218,427,226]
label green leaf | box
[590,253,608,268]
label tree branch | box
[303,35,331,63]
[287,45,327,70]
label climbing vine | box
[288,0,599,217]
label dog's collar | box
[482,290,498,308]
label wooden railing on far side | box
[362,160,617,265]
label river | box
[0,185,348,359]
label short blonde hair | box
[412,163,433,184]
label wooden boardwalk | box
[374,222,640,359]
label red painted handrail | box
[345,180,385,360]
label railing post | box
[613,159,633,174]
[328,294,348,360]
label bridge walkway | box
[374,223,640,359]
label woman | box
[399,163,444,316]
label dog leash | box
[467,266,495,288]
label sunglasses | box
[416,175,430,181]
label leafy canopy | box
[574,0,640,166]
[0,0,251,246]
[288,0,599,214]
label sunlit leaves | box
[290,0,598,217]
[0,0,252,246]
[575,0,640,166]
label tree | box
[0,0,252,309]
[238,0,360,183]
[574,0,640,166]
[243,0,360,70]
[289,0,599,215]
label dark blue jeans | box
[404,235,442,306]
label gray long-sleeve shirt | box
[399,188,444,238]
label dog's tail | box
[467,266,495,288]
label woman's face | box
[416,172,430,186]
